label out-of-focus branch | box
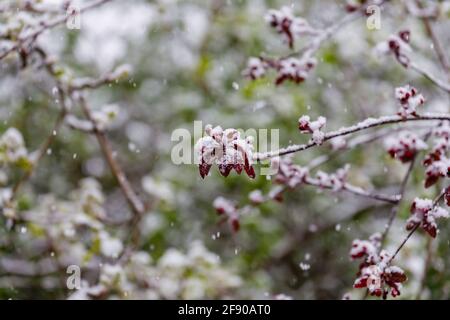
[416,236,433,299]
[304,176,400,204]
[414,0,450,80]
[77,95,145,218]
[10,109,66,201]
[0,0,114,61]
[410,62,450,93]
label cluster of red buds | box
[273,156,309,189]
[265,6,317,49]
[376,30,411,68]
[243,56,317,86]
[276,56,317,85]
[242,57,269,80]
[406,198,449,238]
[384,131,428,163]
[424,158,450,188]
[423,123,450,188]
[345,0,383,12]
[195,125,255,179]
[298,115,327,145]
[350,233,407,299]
[394,85,425,117]
[315,164,350,191]
[213,196,240,232]
[262,156,310,202]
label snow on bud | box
[351,240,407,299]
[92,104,120,130]
[376,30,411,68]
[423,122,450,187]
[275,56,317,85]
[0,127,28,164]
[242,57,268,80]
[265,6,316,49]
[213,196,240,232]
[195,125,255,179]
[350,239,377,260]
[298,115,326,145]
[384,131,427,163]
[274,155,309,189]
[395,85,425,117]
[424,158,450,188]
[407,197,449,238]
[249,190,265,205]
[445,186,450,207]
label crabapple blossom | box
[406,198,449,238]
[394,85,425,117]
[349,234,380,260]
[298,115,326,145]
[423,122,450,187]
[265,6,316,49]
[384,131,428,163]
[353,261,407,298]
[424,158,450,188]
[350,234,406,299]
[195,125,255,179]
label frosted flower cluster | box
[195,125,255,179]
[394,85,425,117]
[406,198,449,238]
[423,122,450,188]
[350,233,407,298]
[19,177,123,264]
[0,128,28,164]
[243,56,317,85]
[265,6,316,49]
[70,241,242,300]
[298,115,327,145]
[384,131,428,163]
[275,57,317,85]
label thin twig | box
[77,95,145,218]
[254,113,450,161]
[304,177,400,204]
[0,0,113,61]
[415,0,450,80]
[409,62,450,93]
[388,187,447,264]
